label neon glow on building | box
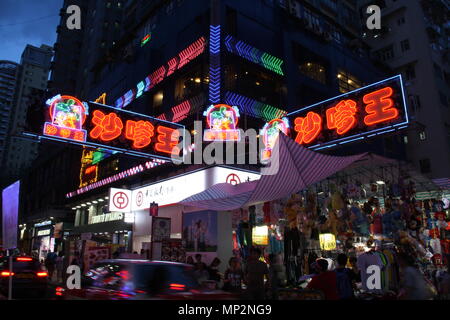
[115,37,206,109]
[224,35,284,75]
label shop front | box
[31,220,54,262]
[122,166,260,268]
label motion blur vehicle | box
[0,256,48,298]
[56,259,236,300]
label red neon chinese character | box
[73,131,85,141]
[363,87,398,126]
[45,124,57,135]
[155,126,180,155]
[90,110,123,141]
[125,120,155,149]
[326,100,358,135]
[60,128,71,138]
[294,111,322,145]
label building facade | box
[360,0,450,180]
[0,60,19,171]
[2,44,53,183]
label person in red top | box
[307,258,339,300]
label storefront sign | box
[26,95,185,161]
[37,229,51,237]
[90,212,124,224]
[260,118,290,162]
[34,220,52,228]
[131,167,260,210]
[252,226,269,246]
[203,104,241,141]
[109,188,132,213]
[319,233,337,251]
[287,75,408,150]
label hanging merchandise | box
[331,189,344,211]
[319,233,336,251]
[255,203,264,225]
[252,225,269,246]
[263,202,272,225]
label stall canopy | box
[180,133,369,210]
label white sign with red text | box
[109,188,132,213]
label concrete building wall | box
[360,0,450,179]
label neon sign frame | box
[287,75,409,150]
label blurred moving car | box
[0,256,48,298]
[56,259,236,300]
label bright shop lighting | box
[376,181,385,185]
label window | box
[439,91,449,107]
[400,39,410,52]
[375,45,395,61]
[434,63,442,79]
[174,67,205,102]
[409,94,421,112]
[397,16,405,25]
[419,159,431,174]
[152,91,164,113]
[404,64,416,80]
[419,131,426,140]
[337,70,362,93]
[403,136,408,144]
[299,62,327,84]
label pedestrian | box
[397,252,435,300]
[244,247,269,300]
[193,260,210,285]
[268,254,281,300]
[194,253,207,270]
[306,259,339,300]
[348,256,361,283]
[208,257,222,282]
[186,255,195,265]
[334,253,356,300]
[223,257,244,293]
[45,252,56,281]
[55,252,65,284]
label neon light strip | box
[338,137,365,145]
[141,34,151,46]
[66,159,166,198]
[115,37,206,109]
[224,35,284,75]
[209,25,221,103]
[224,92,287,121]
[155,94,206,123]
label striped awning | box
[432,178,450,191]
[180,133,368,210]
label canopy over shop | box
[180,133,449,294]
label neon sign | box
[203,104,240,141]
[44,95,87,142]
[260,118,290,162]
[141,33,151,47]
[287,75,409,150]
[115,37,206,109]
[36,96,185,161]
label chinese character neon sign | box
[203,104,241,141]
[287,75,409,149]
[40,95,184,161]
[44,95,87,142]
[260,118,289,162]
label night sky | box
[0,0,63,63]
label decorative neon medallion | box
[44,95,87,142]
[260,118,289,162]
[203,104,240,141]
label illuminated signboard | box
[319,233,337,251]
[44,95,87,142]
[26,95,185,161]
[288,75,409,150]
[203,104,241,141]
[260,118,290,162]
